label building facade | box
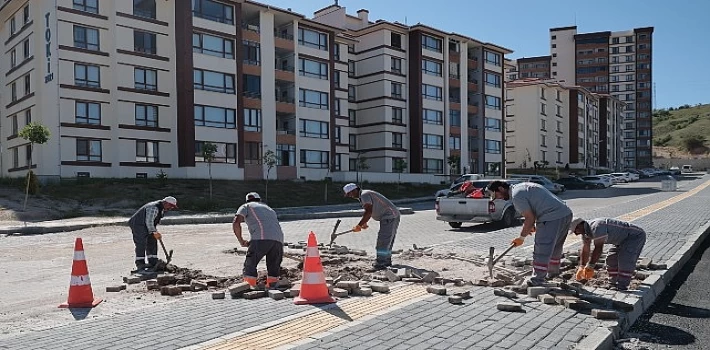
[0,0,512,181]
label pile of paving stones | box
[223,276,392,301]
[106,273,233,296]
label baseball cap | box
[163,196,178,207]
[342,183,358,195]
[245,192,261,201]
[569,217,585,234]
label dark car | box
[555,177,603,189]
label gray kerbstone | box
[332,288,349,297]
[497,302,523,312]
[449,296,463,305]
[592,309,619,319]
[268,290,285,300]
[426,285,447,295]
[211,292,225,299]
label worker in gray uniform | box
[569,217,647,290]
[343,183,401,271]
[488,180,573,286]
[233,192,284,288]
[128,196,178,270]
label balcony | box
[275,80,296,114]
[467,57,478,70]
[274,25,294,50]
[274,49,295,81]
[276,113,296,144]
[241,21,260,42]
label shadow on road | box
[68,308,93,320]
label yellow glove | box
[153,232,162,240]
[575,267,586,281]
[583,266,595,280]
[352,225,363,233]
[511,237,525,247]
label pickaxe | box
[328,219,344,246]
[487,243,516,279]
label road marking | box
[523,179,710,251]
[191,285,430,350]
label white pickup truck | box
[435,179,521,229]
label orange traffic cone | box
[59,238,102,308]
[294,231,335,305]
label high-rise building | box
[0,0,512,180]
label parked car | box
[435,173,486,197]
[556,177,604,189]
[611,172,635,182]
[508,174,565,194]
[582,175,613,188]
[682,165,693,173]
[435,179,522,228]
[600,173,625,184]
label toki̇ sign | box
[44,12,53,83]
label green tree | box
[393,158,408,193]
[202,142,218,200]
[356,155,370,185]
[18,123,51,211]
[681,134,706,153]
[262,149,278,203]
[447,155,461,175]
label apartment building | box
[311,4,512,177]
[505,78,624,171]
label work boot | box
[135,259,147,270]
[366,264,388,273]
[147,258,159,269]
[525,277,544,287]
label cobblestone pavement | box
[1,175,708,350]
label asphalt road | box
[622,228,710,349]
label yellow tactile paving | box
[198,285,429,350]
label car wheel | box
[499,209,515,228]
[596,184,605,189]
[584,184,592,189]
[449,222,462,229]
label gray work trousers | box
[607,232,646,289]
[531,214,573,285]
[131,226,158,268]
[375,217,400,266]
[243,240,284,279]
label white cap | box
[343,183,358,194]
[245,192,261,201]
[162,196,178,207]
[569,217,585,234]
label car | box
[682,165,693,173]
[508,174,565,194]
[611,172,634,182]
[599,173,626,184]
[582,175,613,188]
[556,177,604,189]
[435,173,486,197]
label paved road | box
[622,225,710,349]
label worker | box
[233,192,284,288]
[128,196,178,271]
[569,217,647,291]
[343,183,401,271]
[487,180,573,286]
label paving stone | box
[290,285,301,297]
[106,285,125,292]
[268,290,285,300]
[332,288,349,297]
[243,291,266,300]
[204,279,219,287]
[511,285,528,294]
[277,279,292,288]
[635,271,650,280]
[537,294,557,304]
[350,249,367,256]
[397,268,412,278]
[560,258,572,267]
[156,274,176,286]
[145,279,159,290]
[453,290,471,299]
[422,271,440,283]
[564,299,592,311]
[355,287,373,296]
[649,263,668,270]
[637,258,653,269]
[592,309,619,319]
[495,273,513,283]
[335,281,359,290]
[555,295,579,305]
[122,276,141,284]
[497,302,523,312]
[493,288,518,299]
[228,282,251,297]
[403,278,422,283]
[177,284,192,292]
[527,286,548,298]
[369,282,390,293]
[325,277,334,284]
[211,292,225,299]
[160,286,182,296]
[426,285,447,295]
[612,300,635,312]
[385,269,400,282]
[448,296,463,305]
[476,279,489,286]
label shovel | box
[487,243,516,279]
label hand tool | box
[158,236,173,265]
[327,219,343,246]
[487,243,516,279]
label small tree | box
[357,155,370,185]
[393,158,407,193]
[202,142,218,200]
[18,123,50,211]
[262,149,278,203]
[447,155,461,175]
[681,134,706,153]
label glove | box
[153,232,161,240]
[530,225,536,234]
[511,237,525,247]
[352,225,365,233]
[240,240,250,248]
[361,223,369,229]
[582,266,595,280]
[575,267,585,281]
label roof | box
[516,55,551,62]
[550,25,577,32]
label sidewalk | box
[0,196,432,236]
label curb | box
[574,221,710,350]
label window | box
[299,89,329,109]
[11,82,16,102]
[557,136,562,147]
[333,44,340,61]
[73,26,100,51]
[391,82,403,98]
[484,118,501,132]
[277,144,296,166]
[349,109,356,126]
[23,39,30,58]
[194,105,236,128]
[484,72,501,88]
[195,141,237,164]
[423,159,443,174]
[485,95,501,110]
[12,148,18,168]
[75,101,101,125]
[298,27,328,50]
[485,139,501,154]
[10,49,16,68]
[421,35,442,52]
[73,0,98,14]
[423,109,443,125]
[391,32,402,49]
[194,69,235,94]
[556,90,561,101]
[422,84,442,101]
[134,30,156,55]
[541,135,547,147]
[334,126,342,144]
[556,105,562,116]
[135,104,158,127]
[484,51,501,66]
[422,134,443,149]
[391,57,402,74]
[136,141,159,162]
[76,139,102,162]
[449,135,461,150]
[300,150,329,168]
[299,58,328,79]
[392,132,403,148]
[24,74,30,95]
[192,0,234,24]
[244,142,261,164]
[333,99,341,116]
[348,60,355,76]
[300,119,329,139]
[244,108,261,131]
[333,71,341,88]
[349,134,357,151]
[134,68,158,91]
[74,64,100,88]
[449,110,461,127]
[392,107,403,124]
[23,5,30,24]
[243,74,261,98]
[348,85,356,101]
[133,0,156,19]
[192,32,235,59]
[450,62,460,79]
[10,18,15,35]
[25,109,31,125]
[11,115,18,135]
[422,59,442,76]
[541,103,547,115]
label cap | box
[245,192,261,201]
[342,183,358,195]
[569,217,585,234]
[163,196,178,207]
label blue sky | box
[265,0,709,109]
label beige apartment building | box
[505,78,624,171]
[0,0,511,181]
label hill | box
[653,103,710,155]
